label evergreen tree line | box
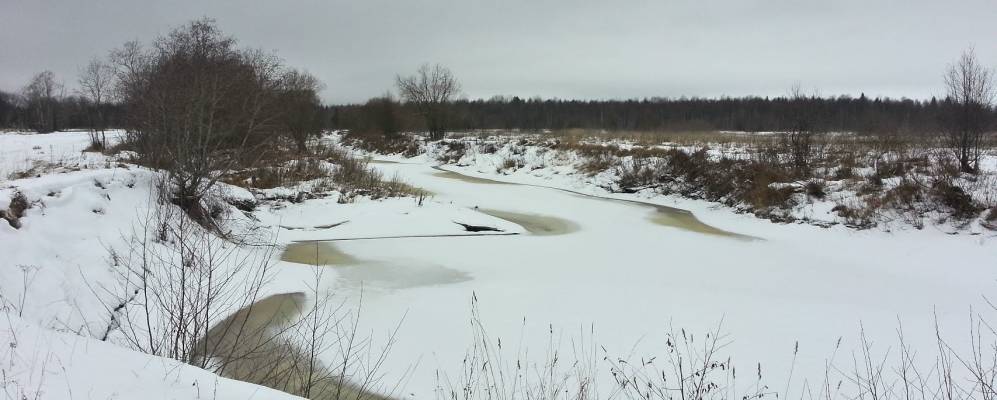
[328,94,996,136]
[6,82,994,138]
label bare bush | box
[615,157,665,191]
[436,140,468,163]
[783,84,821,177]
[112,186,277,364]
[342,130,422,157]
[197,274,401,400]
[105,187,401,399]
[111,18,298,224]
[324,145,420,201]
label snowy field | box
[3,131,997,399]
[0,130,124,179]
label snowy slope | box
[1,313,303,400]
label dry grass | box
[442,296,997,400]
[341,131,421,157]
[546,128,764,147]
[222,138,424,202]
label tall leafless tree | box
[22,70,63,133]
[396,63,461,140]
[279,69,325,153]
[78,57,115,149]
[943,48,995,173]
[783,83,820,177]
[364,92,400,138]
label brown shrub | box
[328,148,420,200]
[436,140,468,163]
[745,180,795,211]
[1,191,30,229]
[874,159,910,179]
[480,143,499,154]
[233,159,331,189]
[578,154,616,175]
[832,166,855,180]
[615,158,665,191]
[222,139,420,202]
[342,131,421,157]
[935,155,963,178]
[805,180,826,199]
[664,148,710,181]
[931,181,982,219]
[881,180,922,211]
[498,157,523,171]
[832,203,877,229]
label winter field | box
[3,130,997,399]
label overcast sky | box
[1,0,995,104]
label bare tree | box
[78,57,115,149]
[279,69,325,153]
[396,63,461,140]
[365,92,400,138]
[943,48,995,173]
[112,18,285,223]
[783,83,820,177]
[21,70,63,133]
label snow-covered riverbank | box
[336,152,997,398]
[3,131,997,399]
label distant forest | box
[3,86,993,136]
[0,89,126,132]
[329,94,994,135]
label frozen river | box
[278,160,997,399]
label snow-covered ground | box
[0,130,125,179]
[0,131,309,399]
[3,131,997,399]
[340,155,997,398]
[0,131,522,398]
[408,134,997,232]
[2,313,303,400]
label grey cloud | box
[1,0,995,103]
